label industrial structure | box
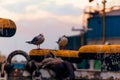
[66,6,120,70]
[67,6,120,50]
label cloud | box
[40,3,82,16]
[0,0,92,26]
[16,17,81,36]
[0,0,119,16]
[0,0,84,18]
[1,0,37,13]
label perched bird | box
[26,34,45,49]
[56,35,68,50]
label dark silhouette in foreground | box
[27,52,75,80]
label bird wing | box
[26,36,39,44]
[31,36,39,43]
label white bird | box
[26,34,45,49]
[56,35,68,50]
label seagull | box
[56,35,68,50]
[26,34,45,49]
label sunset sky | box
[0,0,119,59]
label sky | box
[0,0,120,59]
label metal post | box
[72,27,92,46]
[80,31,84,46]
[72,27,85,46]
[102,0,106,44]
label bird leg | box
[37,45,40,49]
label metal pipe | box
[102,0,106,44]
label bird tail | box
[56,41,58,44]
[26,41,32,44]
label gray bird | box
[26,34,45,49]
[56,35,68,50]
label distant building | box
[67,7,120,49]
[66,34,87,50]
[87,9,120,44]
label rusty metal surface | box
[75,69,120,80]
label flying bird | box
[56,35,68,50]
[26,34,45,49]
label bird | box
[26,34,45,49]
[56,35,68,50]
